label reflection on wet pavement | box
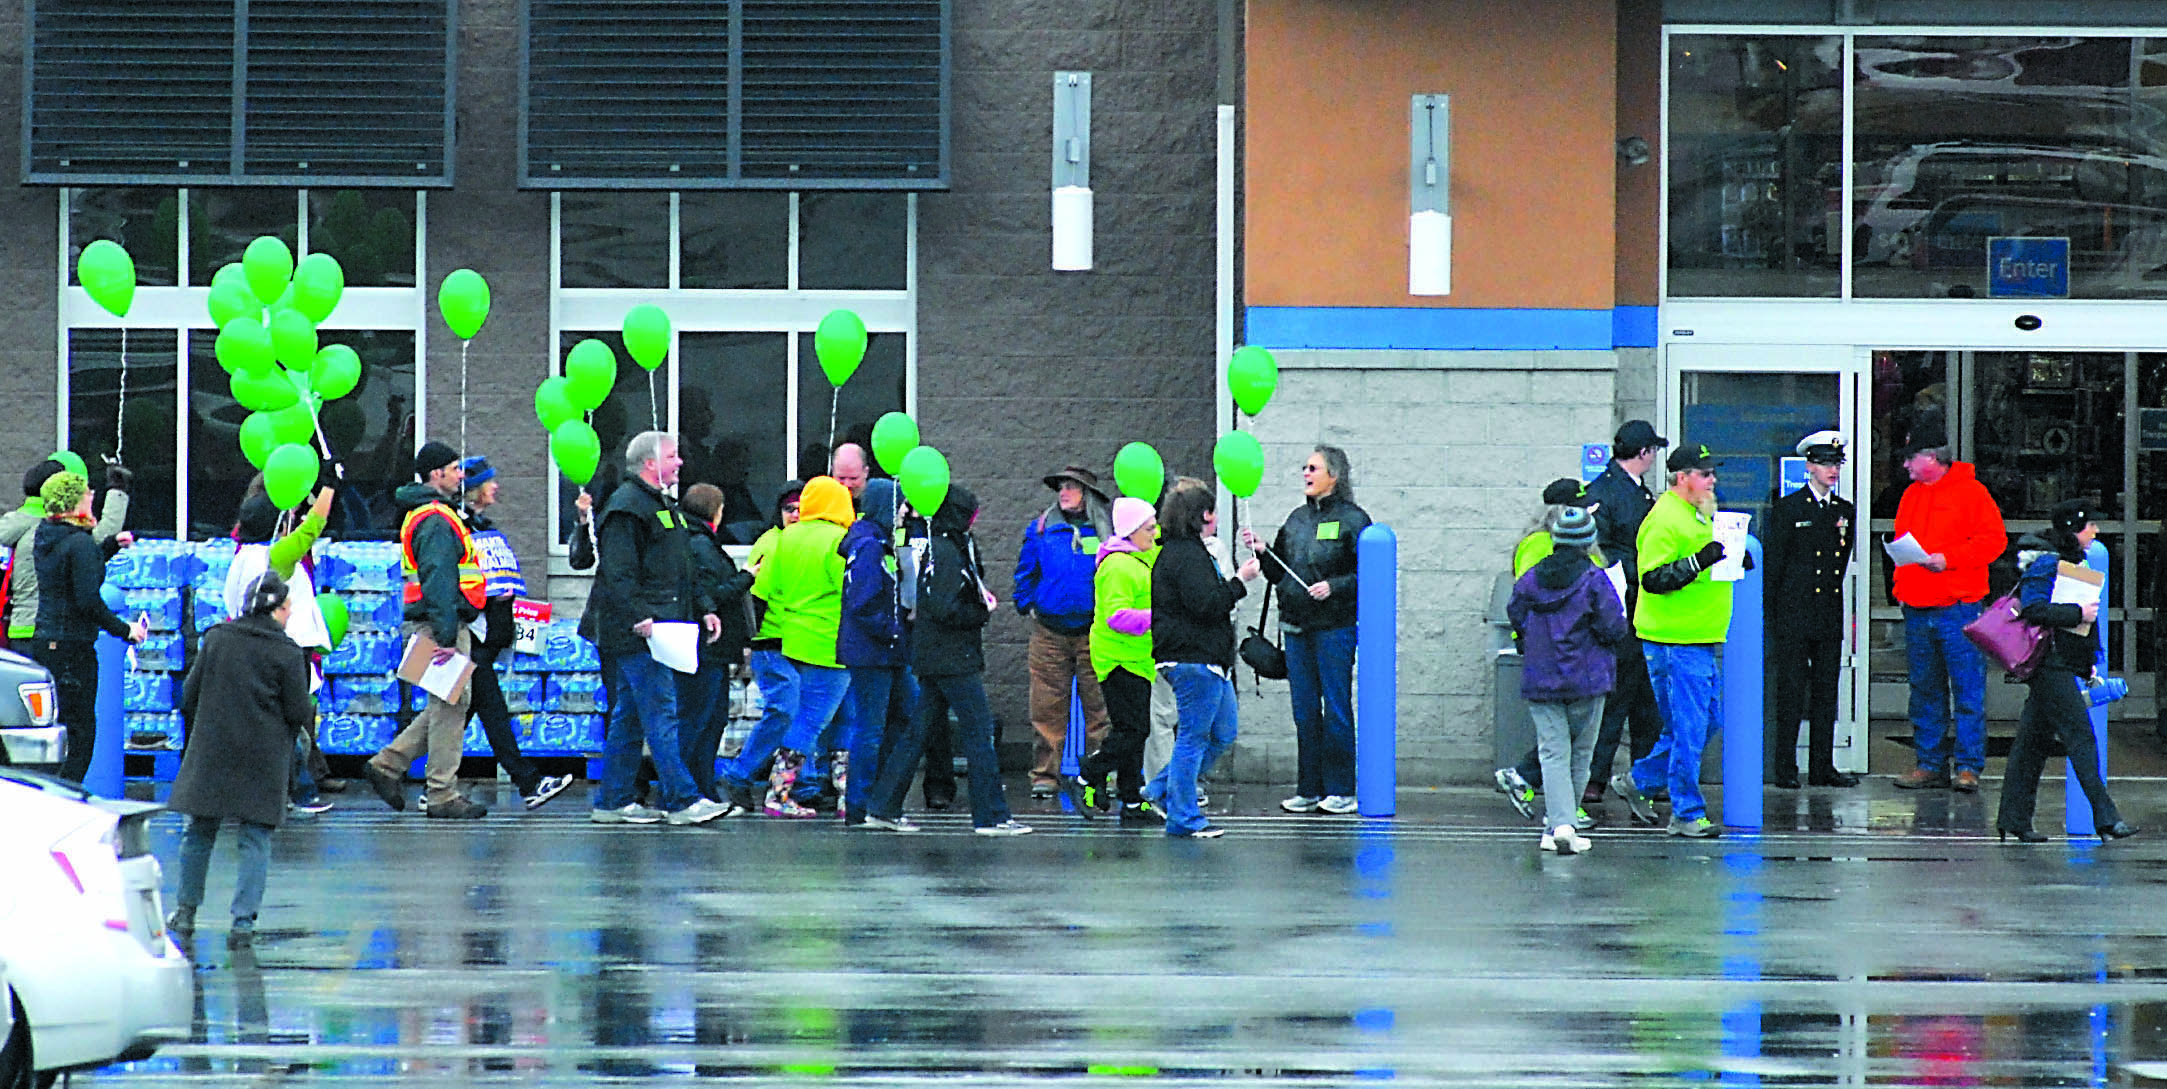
[84,782,2167,1084]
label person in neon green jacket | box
[746,476,854,816]
[1069,497,1162,824]
[1510,478,1600,579]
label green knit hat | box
[39,471,87,515]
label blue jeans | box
[596,652,701,813]
[787,664,853,798]
[676,661,729,801]
[1285,625,1357,798]
[846,666,915,818]
[1631,641,1721,823]
[914,672,1011,828]
[1903,601,1988,774]
[289,731,319,804]
[175,816,273,922]
[1146,664,1238,836]
[719,650,799,796]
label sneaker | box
[763,796,818,818]
[166,905,197,937]
[1280,794,1322,813]
[226,917,256,948]
[290,798,334,816]
[1119,802,1165,825]
[1894,767,1949,790]
[425,796,488,820]
[1540,824,1591,854]
[1572,807,1598,831]
[1078,772,1110,813]
[362,761,407,812]
[1029,781,1056,800]
[591,803,666,825]
[1610,774,1660,826]
[1666,815,1721,839]
[1175,826,1226,839]
[1057,775,1095,821]
[523,775,575,810]
[667,798,732,825]
[975,820,1035,836]
[1317,795,1359,815]
[1494,768,1536,820]
[862,813,920,832]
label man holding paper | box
[1889,432,2006,793]
[586,431,731,826]
[364,442,490,820]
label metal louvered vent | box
[25,0,454,186]
[522,0,947,189]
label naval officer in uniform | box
[1763,430,1860,788]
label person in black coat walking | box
[30,470,145,784]
[678,482,756,803]
[1143,477,1260,839]
[165,572,315,948]
[1763,431,1859,788]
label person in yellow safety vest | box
[363,441,490,820]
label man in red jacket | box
[1889,431,2006,792]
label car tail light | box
[18,680,54,725]
[50,820,141,945]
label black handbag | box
[1239,582,1288,680]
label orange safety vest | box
[399,501,488,611]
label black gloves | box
[1693,540,1726,569]
[319,459,346,488]
[104,462,132,491]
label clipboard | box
[2052,561,2105,636]
[398,633,476,703]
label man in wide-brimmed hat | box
[1013,465,1114,797]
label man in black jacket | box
[1578,419,1669,809]
[1763,431,1859,788]
[585,431,729,826]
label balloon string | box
[113,328,128,462]
[828,387,840,459]
[459,340,470,477]
[648,369,660,433]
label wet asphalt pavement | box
[84,777,2167,1086]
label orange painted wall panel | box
[1246,0,1617,310]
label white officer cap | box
[1795,430,1847,464]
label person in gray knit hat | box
[1506,504,1626,854]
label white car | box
[0,769,190,1084]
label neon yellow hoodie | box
[750,476,852,667]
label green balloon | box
[1213,430,1265,499]
[897,445,951,517]
[534,376,578,431]
[316,593,349,649]
[231,366,299,412]
[77,240,135,318]
[269,307,317,371]
[622,304,671,372]
[1114,441,1166,502]
[211,262,249,294]
[215,318,274,376]
[238,412,279,469]
[869,411,920,475]
[562,339,616,412]
[310,344,361,400]
[437,268,490,340]
[268,401,316,446]
[263,443,316,510]
[552,420,602,485]
[207,280,260,329]
[49,452,86,480]
[243,236,294,307]
[291,253,345,324]
[814,309,867,387]
[1228,345,1280,417]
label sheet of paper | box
[412,651,473,702]
[647,620,702,674]
[1883,532,1931,566]
[1710,512,1750,582]
[2053,560,2105,635]
[1604,562,1629,605]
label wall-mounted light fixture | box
[1052,71,1093,271]
[1409,93,1451,296]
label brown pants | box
[373,625,474,807]
[1027,621,1109,783]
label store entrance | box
[1867,349,2167,775]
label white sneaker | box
[667,798,732,825]
[1540,823,1591,855]
[974,820,1034,836]
[862,813,920,832]
[1280,794,1322,813]
[523,775,575,810]
[591,803,665,825]
[1317,795,1358,814]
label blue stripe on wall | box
[1246,306,1657,351]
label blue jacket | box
[1507,551,1628,702]
[1013,509,1103,633]
[839,479,909,668]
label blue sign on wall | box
[1581,443,1609,483]
[1987,236,2069,299]
[1779,456,1808,496]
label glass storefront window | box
[68,189,179,287]
[561,192,670,289]
[1853,37,2167,299]
[1970,351,2124,518]
[1667,35,1844,297]
[680,192,788,290]
[68,328,180,535]
[678,332,789,542]
[800,193,908,290]
[188,189,300,287]
[307,190,418,288]
[794,332,907,478]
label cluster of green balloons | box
[868,410,948,515]
[536,334,625,485]
[203,237,361,509]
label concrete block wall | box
[1226,349,1618,786]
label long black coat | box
[1763,484,1854,640]
[169,614,315,827]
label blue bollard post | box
[1355,525,1397,817]
[1060,680,1083,812]
[1721,534,1764,831]
[87,581,129,798]
[2065,540,2111,836]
